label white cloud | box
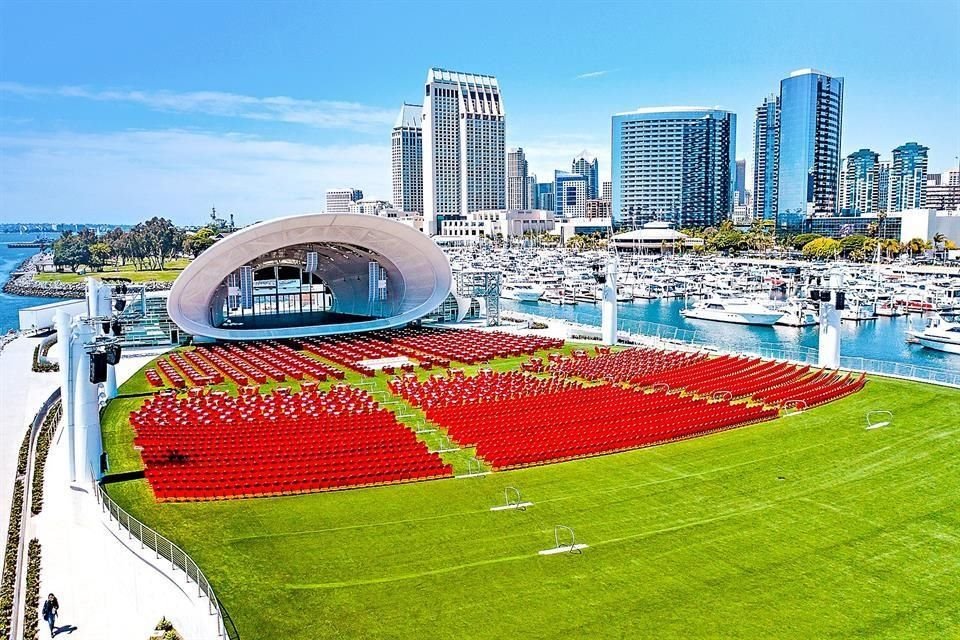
[575,70,613,80]
[0,82,396,132]
[0,129,391,224]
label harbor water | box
[0,232,58,333]
[502,297,960,378]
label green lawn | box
[104,358,960,639]
[34,258,190,283]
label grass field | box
[34,258,190,283]
[103,355,960,640]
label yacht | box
[840,298,878,322]
[908,313,960,355]
[769,300,819,327]
[680,298,784,326]
[501,282,544,302]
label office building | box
[571,151,599,199]
[391,103,423,213]
[776,69,844,231]
[526,175,539,214]
[554,170,588,219]
[422,68,506,234]
[889,142,928,212]
[752,94,779,222]
[537,182,554,211]
[326,189,363,214]
[601,181,612,201]
[734,159,746,206]
[840,148,881,215]
[507,147,530,209]
[927,168,960,211]
[586,199,612,218]
[350,199,393,216]
[612,107,736,228]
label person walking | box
[42,593,59,637]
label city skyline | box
[1,0,958,224]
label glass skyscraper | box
[889,142,929,211]
[571,151,599,200]
[840,148,880,215]
[612,107,736,229]
[752,94,779,223]
[554,170,588,219]
[776,69,844,232]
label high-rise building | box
[422,68,505,234]
[752,94,780,222]
[840,148,881,215]
[776,69,844,231]
[889,142,929,212]
[391,103,423,214]
[326,188,363,213]
[554,170,588,219]
[586,199,612,218]
[877,160,891,214]
[926,168,960,211]
[526,174,538,213]
[571,151,599,199]
[537,182,554,211]
[734,159,746,206]
[507,147,529,209]
[601,181,612,201]
[612,107,736,228]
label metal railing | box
[92,481,239,639]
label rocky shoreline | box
[2,253,173,299]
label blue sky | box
[1,0,958,225]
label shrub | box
[31,402,62,515]
[22,539,41,640]
[0,478,25,638]
[31,343,58,373]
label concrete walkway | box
[27,347,223,639]
[0,335,59,552]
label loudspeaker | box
[89,352,107,383]
[111,319,123,337]
[115,298,126,312]
[105,344,122,365]
[810,290,821,301]
[820,290,831,303]
[834,291,846,311]
[102,321,111,334]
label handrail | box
[92,481,238,639]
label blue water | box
[0,232,66,333]
[502,297,960,377]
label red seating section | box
[298,328,562,375]
[391,371,779,470]
[753,370,866,408]
[132,385,452,501]
[548,347,708,384]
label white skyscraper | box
[507,147,529,209]
[391,103,423,213]
[326,188,363,213]
[422,68,505,234]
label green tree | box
[51,232,90,272]
[790,233,823,250]
[88,242,113,271]
[839,234,868,258]
[802,237,842,260]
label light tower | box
[815,268,844,368]
[596,257,618,345]
[56,277,123,485]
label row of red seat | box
[548,347,708,384]
[131,385,452,501]
[394,371,779,469]
[754,370,866,408]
